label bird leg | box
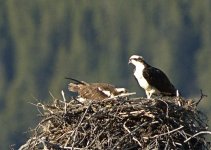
[146,91,151,99]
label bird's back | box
[68,81,120,100]
[143,66,176,96]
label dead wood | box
[19,93,211,150]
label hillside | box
[1,1,211,148]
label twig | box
[184,131,211,143]
[119,110,154,118]
[102,92,136,101]
[123,122,142,147]
[86,123,111,148]
[18,139,33,150]
[151,126,184,138]
[28,102,44,115]
[63,147,84,150]
[111,122,147,150]
[49,91,56,99]
[196,89,207,106]
[61,90,67,114]
[164,139,169,150]
[157,98,169,118]
[71,102,92,149]
[39,137,50,150]
[64,136,71,147]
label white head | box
[128,55,145,67]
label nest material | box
[19,94,210,150]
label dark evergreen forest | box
[0,0,211,149]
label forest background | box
[0,0,211,149]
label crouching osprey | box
[66,78,127,103]
[128,55,177,98]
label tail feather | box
[65,77,86,85]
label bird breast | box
[134,66,150,90]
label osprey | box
[66,78,127,103]
[128,55,177,98]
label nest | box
[19,92,211,150]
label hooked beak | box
[128,59,132,64]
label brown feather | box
[67,79,127,101]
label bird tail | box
[65,77,88,92]
[65,77,86,85]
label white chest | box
[134,65,150,90]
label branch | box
[184,131,211,143]
[195,89,207,106]
[151,126,184,138]
[71,102,92,148]
[102,92,136,101]
[123,122,142,147]
[157,98,169,118]
[111,122,147,150]
[61,90,67,114]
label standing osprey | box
[66,78,127,103]
[128,55,177,98]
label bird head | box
[128,55,145,66]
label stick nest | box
[19,94,210,150]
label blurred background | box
[0,0,211,149]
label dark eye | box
[134,58,140,61]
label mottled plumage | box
[66,78,127,102]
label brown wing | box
[91,83,116,91]
[90,83,127,96]
[78,85,110,100]
[143,67,176,96]
[68,79,121,100]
